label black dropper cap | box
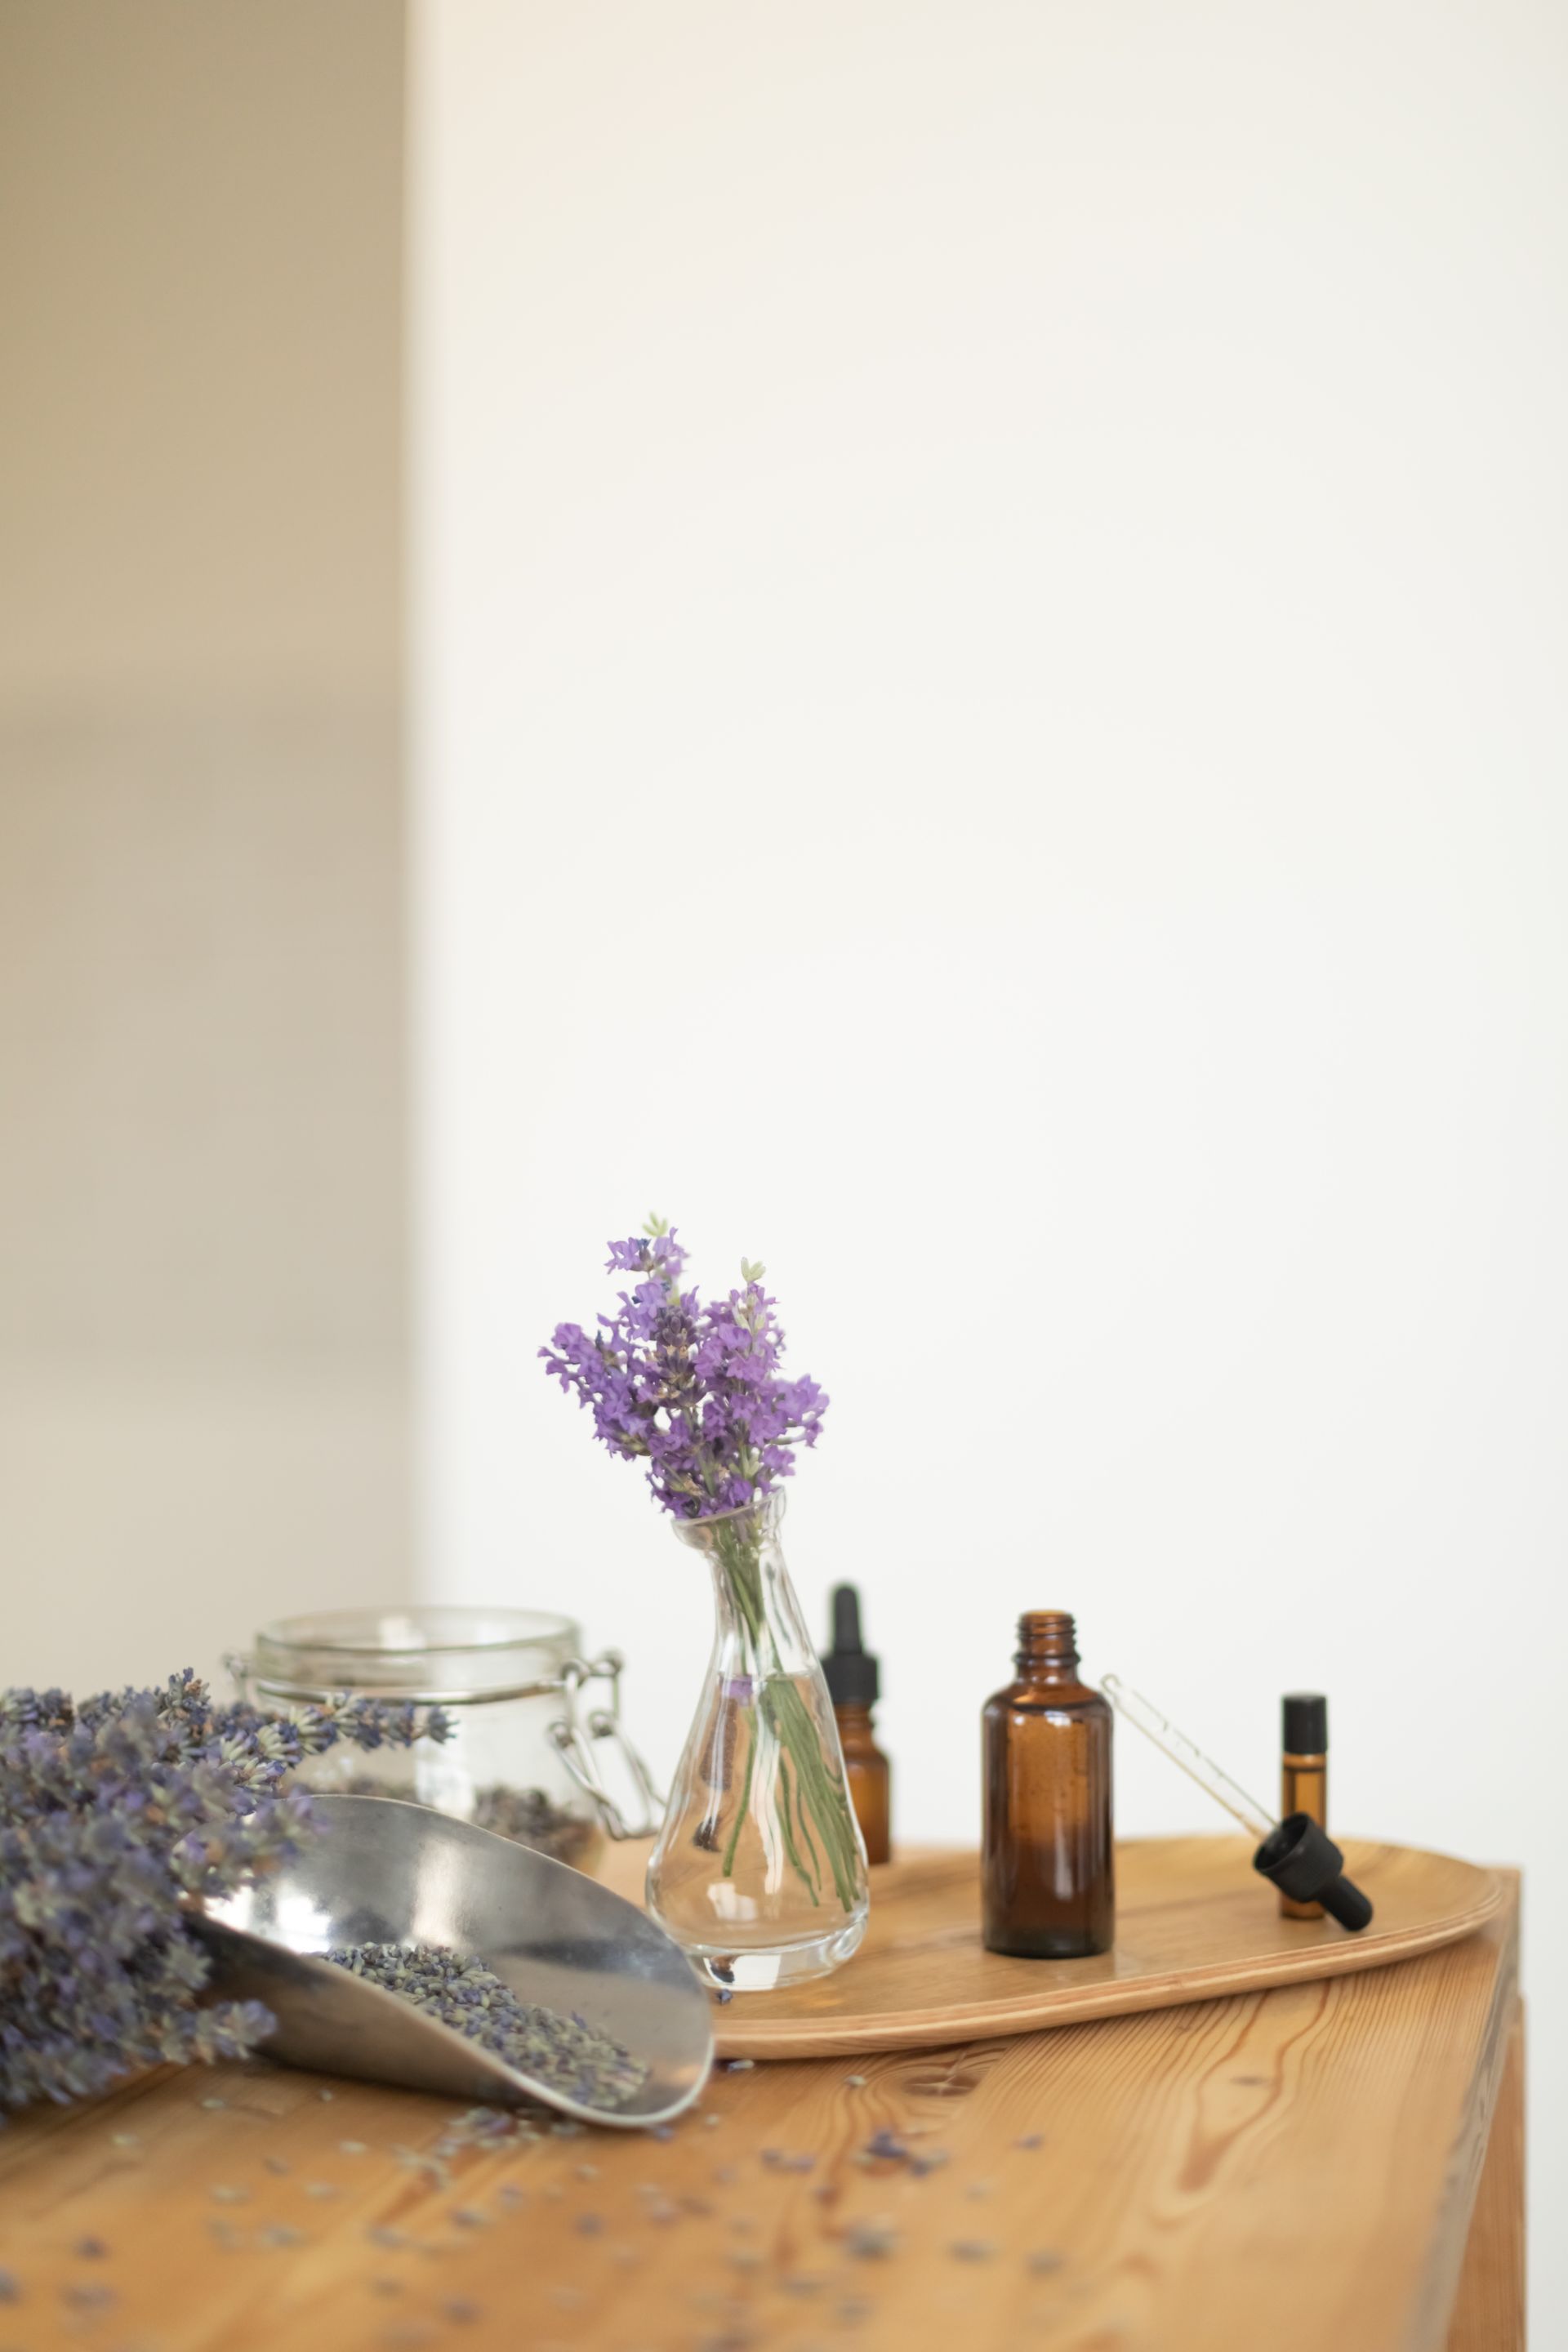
[1253,1814,1373,1931]
[1283,1692,1328,1753]
[822,1584,879,1707]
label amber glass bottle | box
[982,1611,1113,1958]
[822,1586,891,1864]
[1280,1692,1328,1921]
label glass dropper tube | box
[1099,1674,1275,1840]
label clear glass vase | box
[646,1490,869,1989]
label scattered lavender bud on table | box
[62,2281,116,2310]
[951,2240,997,2262]
[845,2221,898,2261]
[0,2270,20,2303]
[74,2237,108,2259]
[1028,2248,1065,2275]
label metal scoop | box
[191,1795,713,2127]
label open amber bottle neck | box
[1013,1610,1081,1680]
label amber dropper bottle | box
[982,1611,1114,1958]
[1280,1693,1328,1920]
[822,1585,891,1864]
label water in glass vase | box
[647,1490,869,1989]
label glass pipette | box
[1098,1673,1374,1931]
[1099,1674,1274,1838]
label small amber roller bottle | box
[982,1611,1114,1958]
[1280,1693,1328,1920]
[822,1585,891,1864]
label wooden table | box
[0,1864,1522,2352]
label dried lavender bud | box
[1027,2248,1064,2275]
[323,1943,648,2109]
[62,2280,116,2310]
[0,1671,448,2118]
[73,2236,108,2258]
[0,2270,20,2302]
[323,1777,597,1868]
[1016,2132,1045,2149]
[951,2240,996,2263]
[844,2221,897,2260]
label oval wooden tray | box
[712,1836,1502,2060]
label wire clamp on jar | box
[550,1651,664,1840]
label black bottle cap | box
[1253,1814,1373,1932]
[822,1584,879,1707]
[1283,1692,1328,1754]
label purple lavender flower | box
[0,1675,450,2117]
[541,1219,828,1519]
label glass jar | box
[228,1606,660,1873]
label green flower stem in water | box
[710,1519,862,1913]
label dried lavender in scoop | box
[322,1943,648,2109]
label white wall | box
[411,0,1568,2310]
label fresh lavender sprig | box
[0,1672,450,2116]
[541,1217,828,1519]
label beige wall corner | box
[0,0,411,1691]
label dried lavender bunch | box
[323,1943,648,2109]
[0,1672,450,2115]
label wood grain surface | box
[693,1837,1501,2057]
[1446,2001,1526,2350]
[0,1871,1520,2352]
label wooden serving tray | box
[713,1835,1502,2060]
